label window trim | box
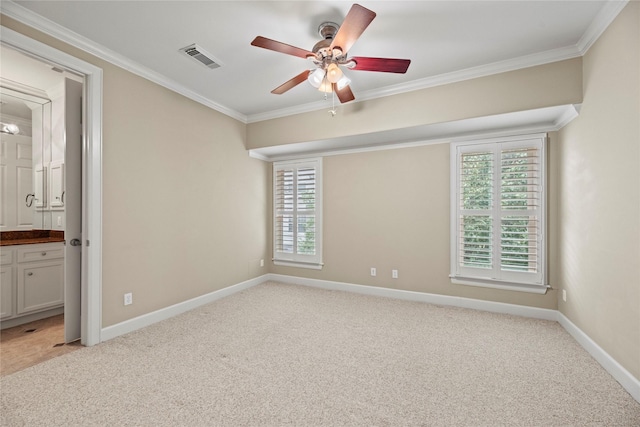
[450,134,548,293]
[273,158,323,270]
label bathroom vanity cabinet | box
[0,242,64,326]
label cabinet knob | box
[41,252,47,256]
[28,272,33,276]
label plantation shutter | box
[500,145,542,282]
[274,168,294,254]
[273,158,323,268]
[452,135,545,290]
[459,151,494,271]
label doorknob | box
[70,238,82,247]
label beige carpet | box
[1,281,639,426]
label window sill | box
[273,259,323,270]
[450,276,549,294]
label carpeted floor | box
[1,281,639,426]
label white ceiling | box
[2,1,618,123]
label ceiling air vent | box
[179,44,222,70]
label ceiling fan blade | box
[349,57,411,73]
[333,83,355,103]
[251,36,314,59]
[330,4,376,54]
[271,70,311,94]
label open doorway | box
[0,45,84,374]
[1,26,103,354]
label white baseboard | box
[100,274,267,342]
[268,273,639,403]
[558,313,640,403]
[99,272,639,404]
[267,273,558,320]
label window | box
[273,158,323,269]
[450,134,547,293]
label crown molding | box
[0,1,249,123]
[553,103,581,129]
[249,104,580,162]
[247,44,582,123]
[2,1,623,124]
[577,0,628,54]
[0,76,49,100]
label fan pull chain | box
[328,86,337,117]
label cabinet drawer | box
[0,248,14,266]
[17,243,64,263]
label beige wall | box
[101,69,270,326]
[1,16,270,327]
[4,3,637,383]
[271,142,557,309]
[263,26,584,312]
[557,2,639,380]
[247,58,582,149]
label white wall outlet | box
[260,259,264,267]
[562,289,567,302]
[57,216,62,226]
[392,269,398,279]
[370,267,376,277]
[124,292,133,306]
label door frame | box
[1,26,103,346]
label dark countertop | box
[0,230,65,246]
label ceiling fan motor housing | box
[312,22,351,69]
[318,22,339,40]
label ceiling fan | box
[250,3,411,104]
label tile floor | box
[0,314,82,376]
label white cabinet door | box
[17,260,64,315]
[17,165,33,227]
[34,164,47,209]
[0,265,14,319]
[50,160,64,209]
[0,163,5,229]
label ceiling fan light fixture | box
[317,79,333,93]
[251,4,410,104]
[307,68,326,88]
[336,74,351,90]
[326,63,343,83]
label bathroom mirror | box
[0,88,52,231]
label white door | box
[64,78,83,343]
